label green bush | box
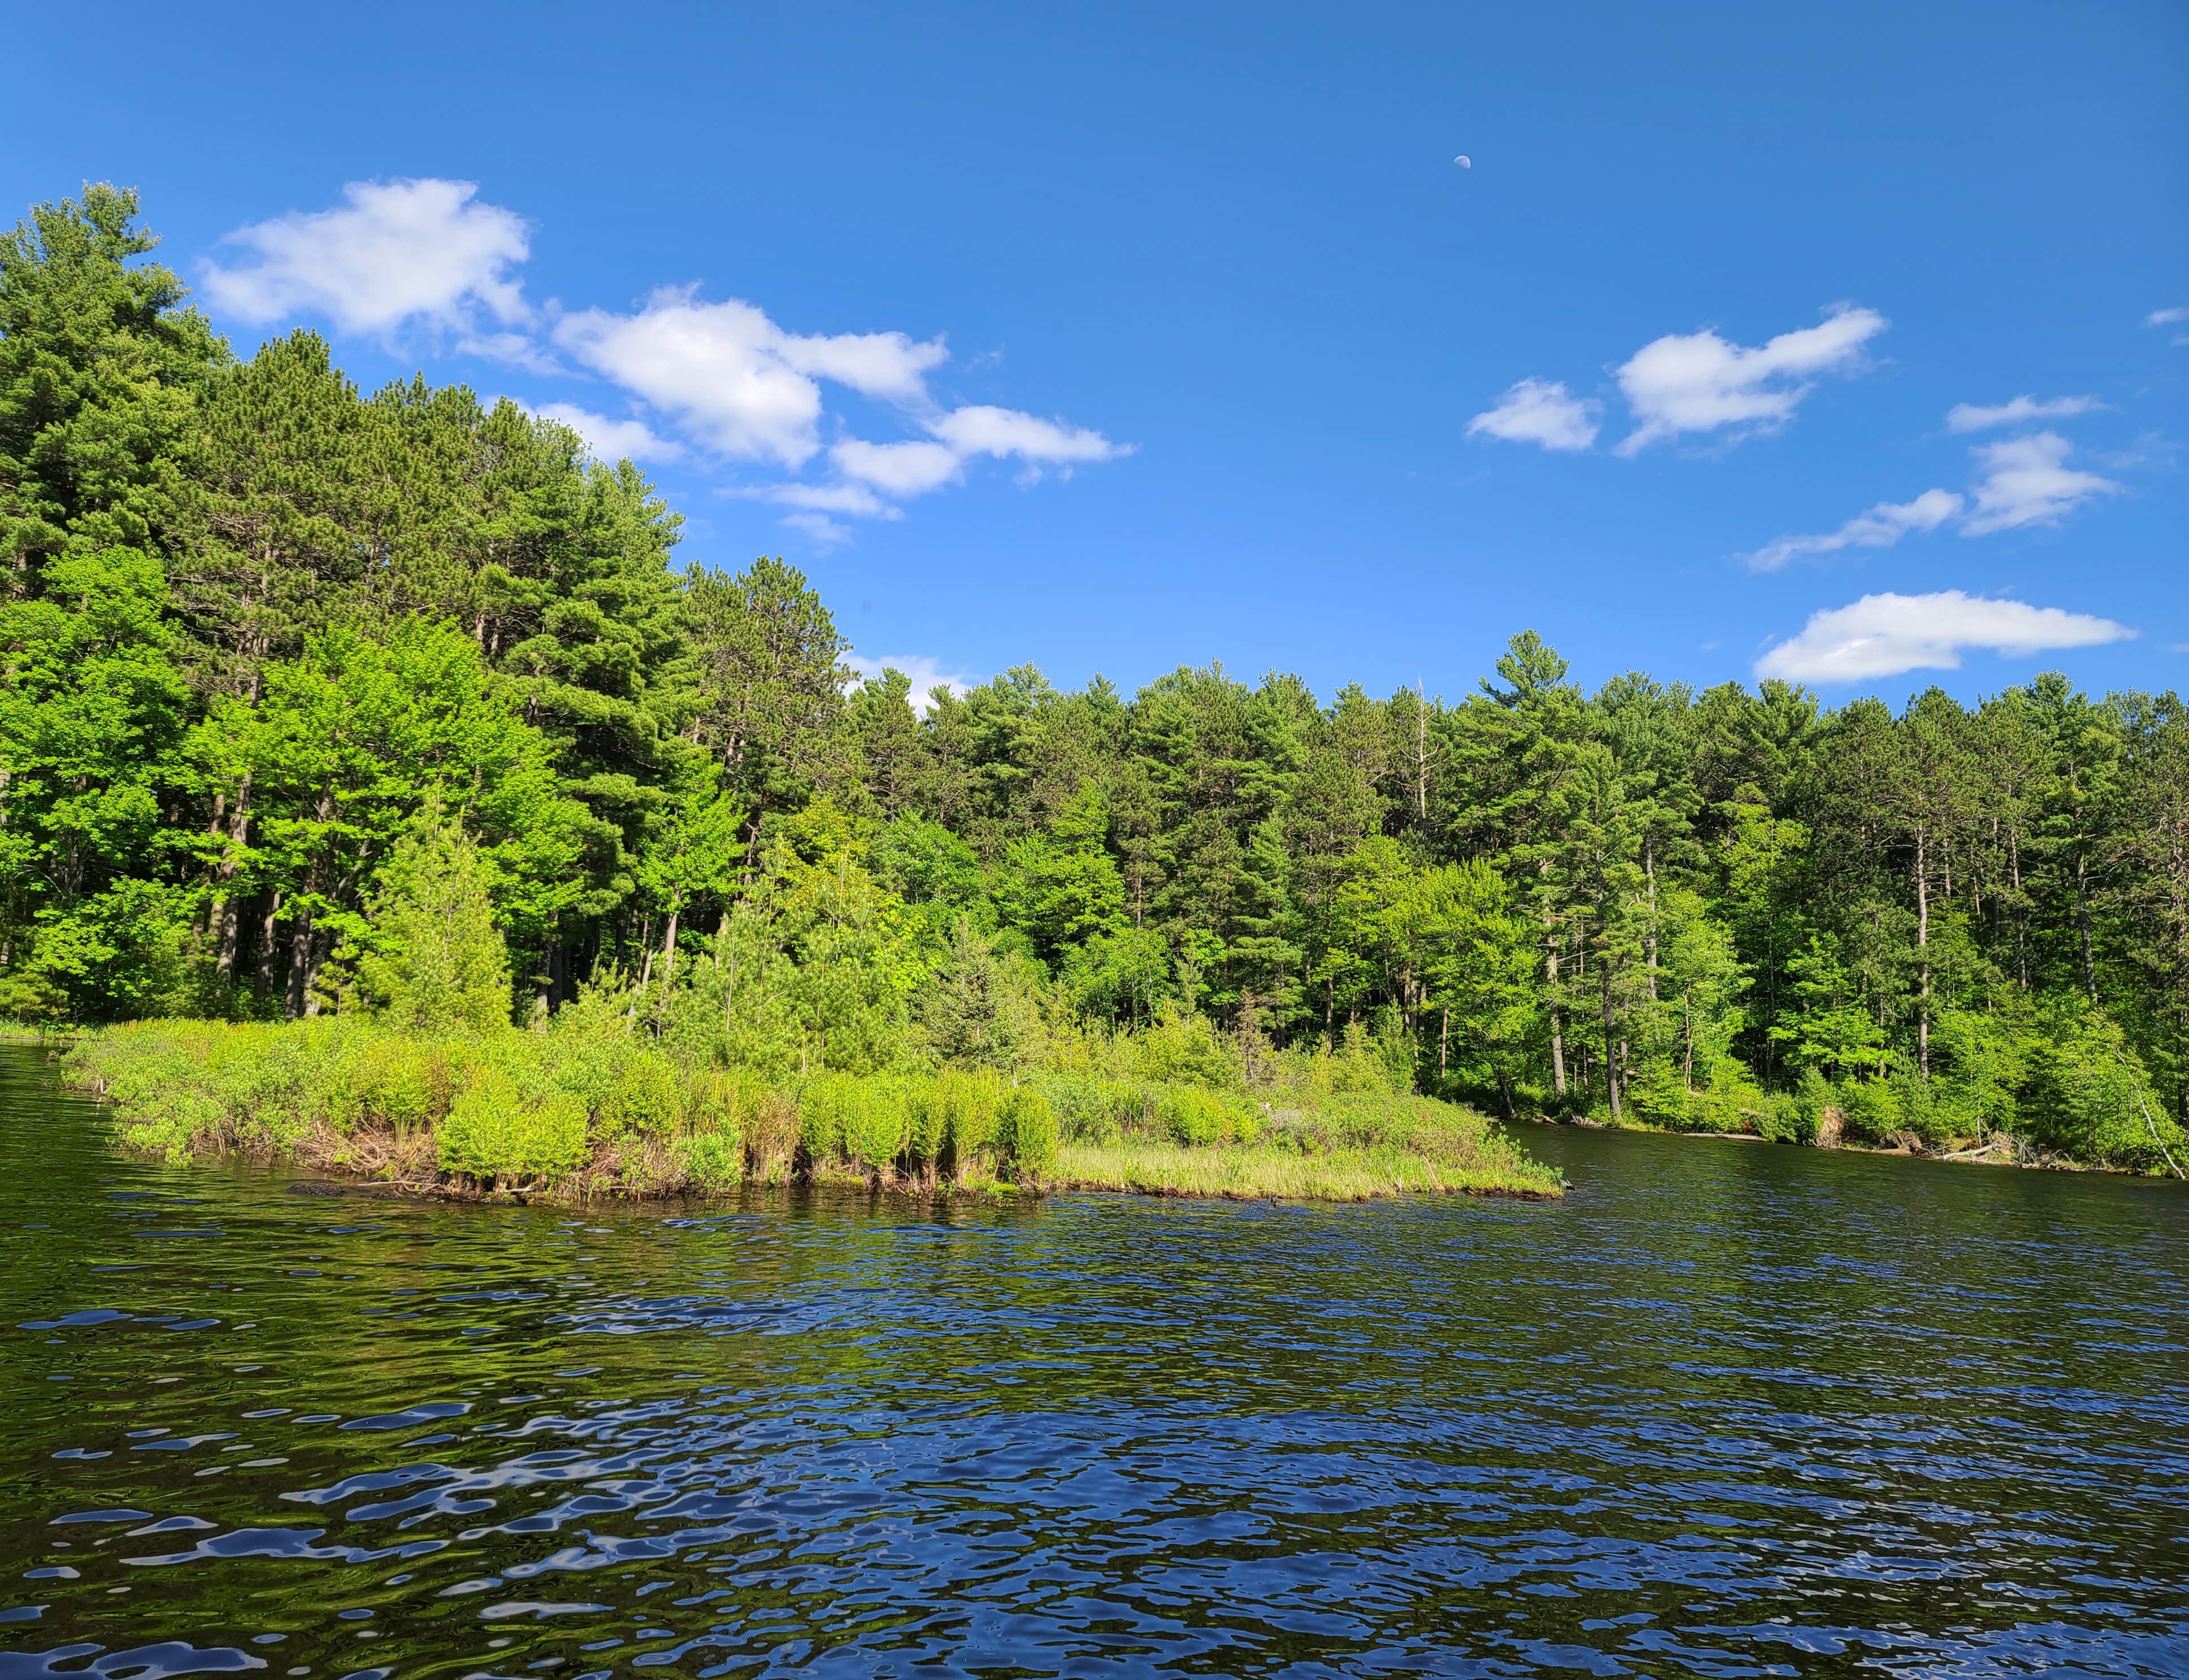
[2025,1007,2183,1170]
[1793,1067,1832,1141]
[437,1063,587,1181]
[1753,1090,1811,1144]
[333,1032,455,1137]
[939,1068,1006,1164]
[678,1130,745,1191]
[1036,1072,1113,1143]
[997,1084,1057,1176]
[599,1049,683,1141]
[797,1071,855,1161]
[1159,1085,1228,1146]
[841,1077,911,1172]
[1622,1058,1691,1128]
[1838,1078,1900,1142]
[906,1075,950,1162]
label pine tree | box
[355,811,513,1034]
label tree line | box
[5,186,2184,1166]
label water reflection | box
[2,1046,2183,1676]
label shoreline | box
[57,1026,1565,1208]
[105,1125,1564,1208]
[1513,1112,2177,1180]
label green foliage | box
[1158,1084,1228,1145]
[840,1077,911,1172]
[10,185,2189,1183]
[354,813,513,1034]
[2023,1004,2182,1170]
[437,1062,587,1182]
[0,185,225,571]
[998,1084,1058,1176]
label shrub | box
[1126,1008,1239,1089]
[438,1063,586,1181]
[796,1071,856,1161]
[841,1077,911,1173]
[1792,1067,1832,1142]
[743,1087,801,1180]
[1159,1085,1228,1146]
[1622,1058,1691,1128]
[1753,1090,1811,1144]
[1035,1073,1111,1143]
[906,1075,950,1163]
[2025,1007,2182,1170]
[997,1084,1057,1176]
[940,1068,1006,1165]
[598,1049,683,1141]
[1689,1059,1767,1134]
[334,1032,455,1137]
[679,1130,745,1191]
[1838,1078,1900,1142]
[355,814,512,1034]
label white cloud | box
[763,482,901,519]
[461,330,563,374]
[1745,488,1962,572]
[845,652,978,715]
[207,180,1124,526]
[2146,306,2188,327]
[553,288,945,467]
[832,438,965,497]
[551,294,1125,510]
[1755,591,2134,683]
[531,402,684,465]
[928,404,1124,468]
[1946,394,2102,432]
[202,179,531,339]
[1614,303,1887,455]
[1961,431,2122,536]
[1465,378,1601,452]
[776,330,948,404]
[1743,428,2126,569]
[779,511,854,549]
[823,406,1125,506]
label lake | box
[2,1043,2184,1677]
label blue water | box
[2,1045,2184,1677]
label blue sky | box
[14,1,2186,706]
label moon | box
[1453,155,1471,168]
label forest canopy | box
[6,185,2187,1171]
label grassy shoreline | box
[1049,1140,1561,1202]
[59,1019,1563,1206]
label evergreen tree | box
[355,811,513,1034]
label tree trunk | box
[1643,842,1659,1002]
[213,773,252,978]
[1916,821,1931,1081]
[1600,959,1621,1120]
[257,893,284,993]
[1544,900,1566,1098]
[1414,684,1429,821]
[2010,828,2027,989]
[285,909,314,1020]
[2075,853,2097,1001]
[302,923,329,1017]
[1917,822,1935,1076]
[655,904,681,1026]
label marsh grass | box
[64,1016,1558,1204]
[1050,1140,1560,1201]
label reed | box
[63,1017,1557,1203]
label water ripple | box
[1,1052,2183,1675]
